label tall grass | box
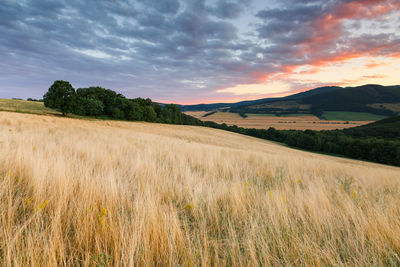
[1,112,399,266]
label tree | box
[43,80,76,116]
[124,101,143,121]
[143,106,157,122]
[83,98,104,116]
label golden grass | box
[0,98,60,115]
[183,111,210,119]
[1,112,400,266]
[185,111,372,130]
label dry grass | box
[1,112,400,266]
[186,111,372,130]
[184,111,210,119]
[0,98,60,115]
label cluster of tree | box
[27,98,43,102]
[201,122,400,166]
[43,80,400,167]
[43,80,184,123]
[343,116,400,140]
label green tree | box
[124,101,143,121]
[84,98,104,116]
[43,80,76,116]
[143,106,157,122]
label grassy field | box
[245,113,313,117]
[1,112,400,266]
[183,111,210,118]
[279,113,314,117]
[244,113,277,117]
[185,111,372,130]
[322,111,388,121]
[0,98,60,115]
[368,103,400,113]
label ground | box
[0,98,60,115]
[322,111,388,121]
[1,111,399,266]
[185,111,375,130]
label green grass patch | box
[0,98,60,115]
[322,111,388,121]
[279,113,314,117]
[245,113,314,118]
[245,113,277,117]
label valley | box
[185,111,373,130]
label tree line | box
[43,80,400,167]
[201,122,400,166]
[43,80,196,124]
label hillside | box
[178,87,342,112]
[179,84,400,120]
[178,97,281,112]
[343,115,400,139]
[303,84,400,114]
[231,84,400,117]
[1,112,400,266]
[0,98,60,115]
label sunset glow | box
[0,0,399,103]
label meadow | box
[0,98,59,115]
[185,111,372,130]
[322,111,388,121]
[1,112,400,266]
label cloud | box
[251,0,400,83]
[208,0,249,19]
[0,0,399,102]
[217,81,291,96]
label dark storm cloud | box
[0,0,399,102]
[209,0,245,19]
[0,0,257,101]
[138,0,181,14]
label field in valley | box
[1,112,400,266]
[322,111,388,121]
[185,111,373,130]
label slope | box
[1,112,400,266]
[231,84,400,117]
[343,115,400,139]
[178,87,341,112]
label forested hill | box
[177,86,342,112]
[230,84,400,116]
[301,84,400,113]
[343,115,400,139]
[179,84,400,117]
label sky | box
[0,0,400,104]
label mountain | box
[178,97,282,112]
[178,86,343,111]
[231,84,400,117]
[301,84,400,112]
[284,86,342,100]
[180,84,400,117]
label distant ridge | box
[178,85,343,111]
[180,84,400,117]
